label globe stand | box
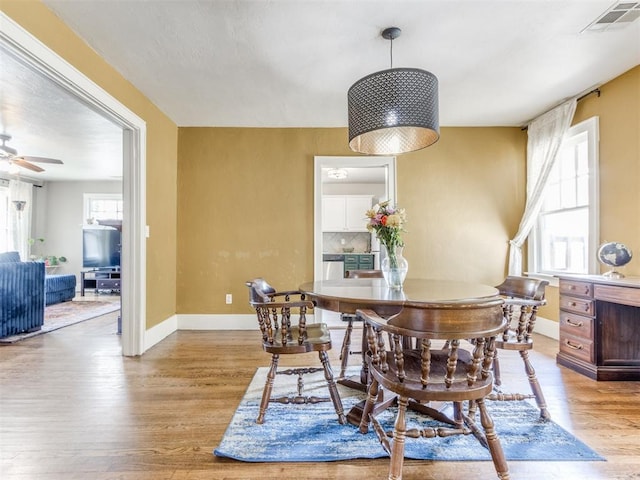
[602,269,625,279]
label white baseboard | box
[143,313,323,351]
[534,315,559,340]
[144,314,178,351]
[143,313,559,352]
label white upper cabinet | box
[322,195,372,232]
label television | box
[82,227,121,269]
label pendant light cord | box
[389,37,394,68]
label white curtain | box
[508,98,577,276]
[8,179,33,261]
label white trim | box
[144,314,178,351]
[142,312,559,352]
[533,315,559,340]
[1,13,147,356]
[524,271,559,288]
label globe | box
[597,242,633,278]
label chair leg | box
[493,348,502,387]
[359,377,380,434]
[318,351,346,424]
[257,354,279,424]
[388,396,409,480]
[520,350,551,420]
[476,398,510,480]
[339,316,354,379]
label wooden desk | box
[299,278,501,426]
[557,275,640,381]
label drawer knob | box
[565,339,584,351]
[566,319,584,328]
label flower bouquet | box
[365,201,408,289]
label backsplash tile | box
[323,232,371,253]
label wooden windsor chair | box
[488,276,550,419]
[245,278,346,425]
[356,296,510,480]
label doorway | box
[313,155,396,323]
[1,13,146,355]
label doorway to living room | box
[1,13,146,355]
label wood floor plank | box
[1,313,640,479]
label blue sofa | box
[45,274,76,306]
[0,251,45,338]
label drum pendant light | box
[348,27,440,155]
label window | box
[84,193,123,224]
[530,117,599,275]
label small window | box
[84,193,123,224]
[530,117,599,275]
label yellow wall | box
[575,66,640,275]
[177,127,526,313]
[538,65,640,321]
[2,1,179,329]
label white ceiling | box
[0,45,123,182]
[1,1,639,181]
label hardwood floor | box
[1,315,639,479]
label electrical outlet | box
[225,293,232,304]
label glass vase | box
[381,245,408,290]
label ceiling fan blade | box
[13,159,45,173]
[16,155,64,165]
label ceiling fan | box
[0,134,64,173]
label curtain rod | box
[577,88,601,102]
[521,88,601,131]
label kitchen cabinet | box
[322,195,372,232]
[344,254,374,276]
[557,275,640,381]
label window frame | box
[83,193,124,225]
[529,116,599,276]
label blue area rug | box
[214,367,604,463]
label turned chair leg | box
[477,398,510,480]
[520,350,551,420]
[339,315,354,379]
[493,348,502,387]
[318,350,347,424]
[388,396,409,480]
[359,377,380,434]
[257,354,279,424]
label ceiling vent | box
[583,2,640,32]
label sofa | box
[0,251,45,338]
[45,273,76,306]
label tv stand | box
[81,267,121,296]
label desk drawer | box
[559,280,593,298]
[559,332,594,363]
[559,312,594,340]
[560,295,594,316]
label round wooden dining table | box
[299,278,502,426]
[299,277,500,317]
